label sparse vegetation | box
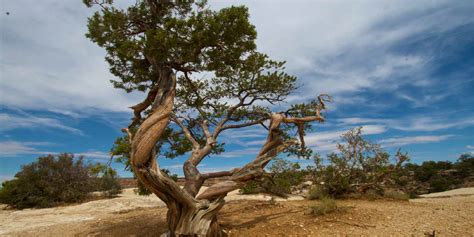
[397,153,474,194]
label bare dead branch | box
[171,116,200,149]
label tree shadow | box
[85,211,168,237]
[220,209,299,230]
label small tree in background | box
[313,127,409,197]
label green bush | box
[455,153,474,178]
[0,154,96,209]
[429,176,453,192]
[307,186,327,200]
[240,180,262,194]
[240,158,306,197]
[309,197,340,216]
[98,168,122,197]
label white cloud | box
[0,141,53,156]
[0,113,83,135]
[210,0,473,105]
[1,0,471,113]
[218,126,268,147]
[0,0,142,113]
[0,140,110,159]
[198,166,239,173]
[379,135,453,147]
[75,151,110,159]
[338,116,474,132]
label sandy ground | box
[1,188,473,236]
[0,188,302,236]
[419,187,474,198]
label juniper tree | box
[84,0,330,235]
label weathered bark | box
[164,198,225,237]
[129,69,228,236]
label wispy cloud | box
[338,116,474,132]
[379,135,453,147]
[214,147,261,158]
[0,140,110,159]
[0,141,54,156]
[0,113,84,135]
[198,166,239,173]
[219,126,268,148]
[75,151,110,159]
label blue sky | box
[1,0,473,181]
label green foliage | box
[93,165,122,197]
[455,153,474,178]
[239,180,261,195]
[309,197,341,216]
[0,154,96,209]
[429,176,454,192]
[307,186,328,200]
[313,127,409,197]
[0,154,122,208]
[401,154,473,193]
[84,0,257,92]
[240,158,306,197]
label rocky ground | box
[1,188,473,236]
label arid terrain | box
[1,188,473,236]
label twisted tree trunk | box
[127,67,327,235]
[129,69,225,236]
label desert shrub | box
[240,158,305,197]
[429,176,453,192]
[240,180,262,194]
[383,190,409,201]
[309,197,340,216]
[307,185,328,200]
[98,168,122,197]
[455,153,474,178]
[0,154,96,209]
[312,128,409,198]
[400,155,472,194]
